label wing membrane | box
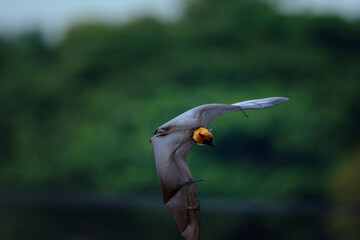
[232,97,288,110]
[192,97,288,127]
[151,131,200,239]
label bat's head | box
[192,127,216,147]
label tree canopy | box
[1,0,359,238]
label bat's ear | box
[209,128,213,133]
[199,133,204,138]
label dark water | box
[0,193,355,240]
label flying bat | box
[150,97,288,240]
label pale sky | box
[0,0,185,43]
[274,0,360,18]
[0,0,359,44]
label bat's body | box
[150,97,288,240]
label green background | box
[1,0,359,239]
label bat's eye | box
[203,138,211,144]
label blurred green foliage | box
[329,147,360,239]
[1,0,360,196]
[0,0,359,229]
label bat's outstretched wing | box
[164,97,288,128]
[231,97,289,110]
[197,97,289,127]
[151,130,200,240]
[150,96,288,239]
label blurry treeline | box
[1,0,360,239]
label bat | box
[150,97,288,240]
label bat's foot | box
[185,179,204,185]
[241,110,249,118]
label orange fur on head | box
[192,127,213,145]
